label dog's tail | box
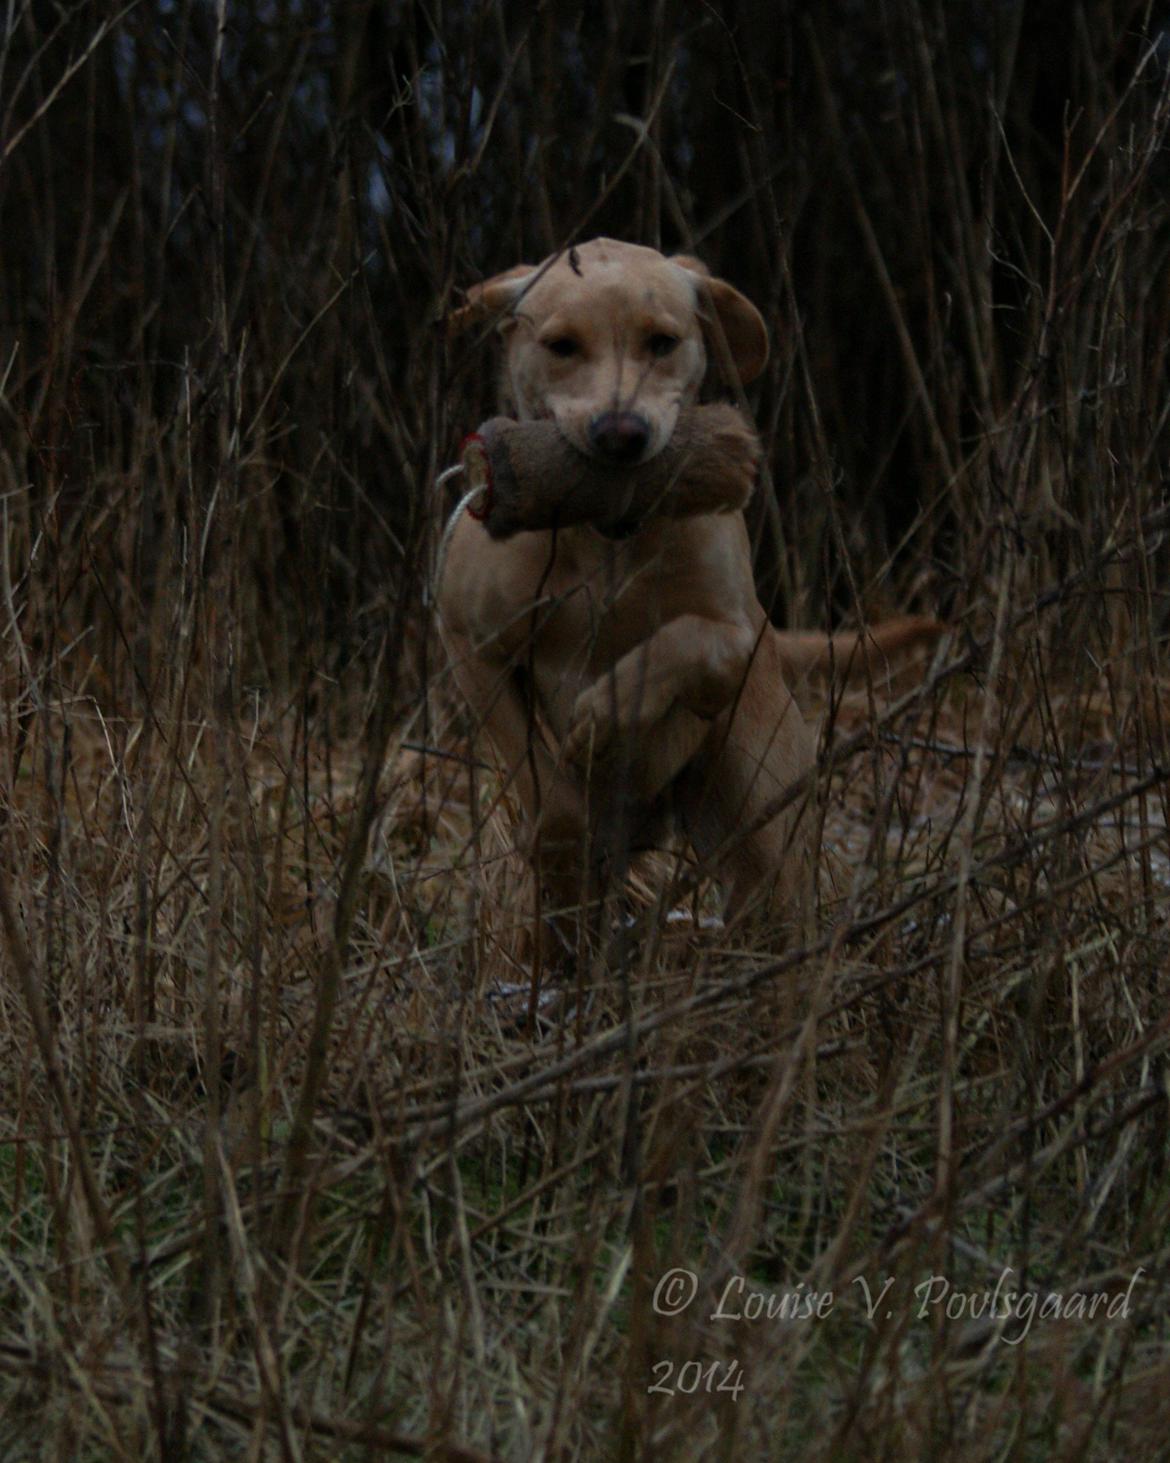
[774,615,947,688]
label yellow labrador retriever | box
[439,238,936,948]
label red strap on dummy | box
[459,433,494,522]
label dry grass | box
[1,2,1169,1459]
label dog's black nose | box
[588,411,651,464]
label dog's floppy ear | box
[447,264,536,338]
[671,254,769,385]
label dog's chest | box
[514,519,739,734]
[533,528,702,664]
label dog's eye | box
[544,336,580,358]
[647,333,679,358]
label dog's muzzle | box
[587,411,651,464]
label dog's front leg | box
[563,614,757,771]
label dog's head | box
[449,238,767,465]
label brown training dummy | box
[459,402,760,539]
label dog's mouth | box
[575,444,650,539]
[548,418,669,539]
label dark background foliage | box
[2,0,1167,711]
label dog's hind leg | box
[679,627,818,938]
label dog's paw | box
[563,683,611,767]
[564,672,671,769]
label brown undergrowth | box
[2,589,1166,1458]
